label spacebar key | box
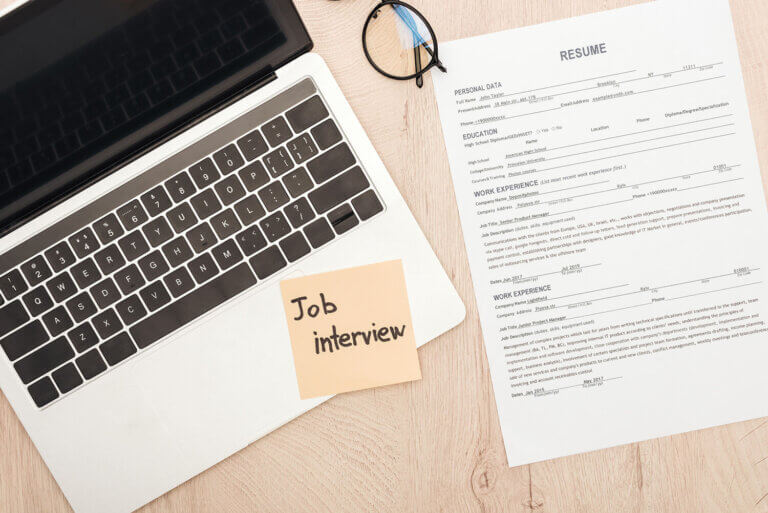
[130,263,257,349]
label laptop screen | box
[0,0,311,235]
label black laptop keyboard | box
[0,79,384,408]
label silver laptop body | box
[0,1,464,512]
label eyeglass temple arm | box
[413,33,424,87]
[420,42,446,72]
[392,4,446,74]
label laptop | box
[0,1,465,511]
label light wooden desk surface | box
[1,0,767,511]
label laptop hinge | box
[222,71,278,108]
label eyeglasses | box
[330,0,446,88]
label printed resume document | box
[432,0,768,466]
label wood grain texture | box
[1,0,767,511]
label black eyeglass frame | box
[361,0,446,86]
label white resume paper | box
[432,0,768,466]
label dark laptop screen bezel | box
[0,0,312,237]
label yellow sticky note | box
[280,260,421,399]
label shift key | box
[308,166,369,214]
[14,337,75,384]
[1,320,48,361]
[305,143,355,183]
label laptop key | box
[140,185,173,217]
[283,167,313,198]
[65,292,97,324]
[263,147,293,178]
[306,143,355,183]
[286,95,329,133]
[140,281,171,312]
[52,363,83,394]
[189,254,219,284]
[70,258,102,288]
[239,161,270,191]
[257,181,290,212]
[210,209,242,239]
[164,268,195,297]
[352,190,384,220]
[237,129,268,161]
[93,308,123,340]
[94,244,126,275]
[186,223,218,253]
[43,306,74,337]
[118,231,151,261]
[213,144,245,175]
[23,286,54,317]
[44,241,76,273]
[211,239,244,270]
[214,175,246,205]
[0,269,27,301]
[234,195,265,226]
[117,200,148,231]
[90,277,121,309]
[286,133,318,164]
[259,212,291,242]
[139,251,170,281]
[76,349,107,379]
[279,233,311,262]
[162,237,194,267]
[188,157,221,188]
[167,203,197,233]
[165,171,196,203]
[235,225,267,256]
[311,119,342,150]
[303,218,335,249]
[261,116,292,147]
[190,188,223,219]
[28,377,59,407]
[328,204,360,234]
[47,272,77,303]
[249,246,286,280]
[100,332,137,366]
[68,227,100,258]
[142,217,174,247]
[284,198,315,228]
[0,301,30,338]
[15,337,74,384]
[69,322,99,352]
[130,262,257,349]
[93,213,125,245]
[0,320,48,361]
[308,166,369,214]
[113,264,146,295]
[20,255,53,287]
